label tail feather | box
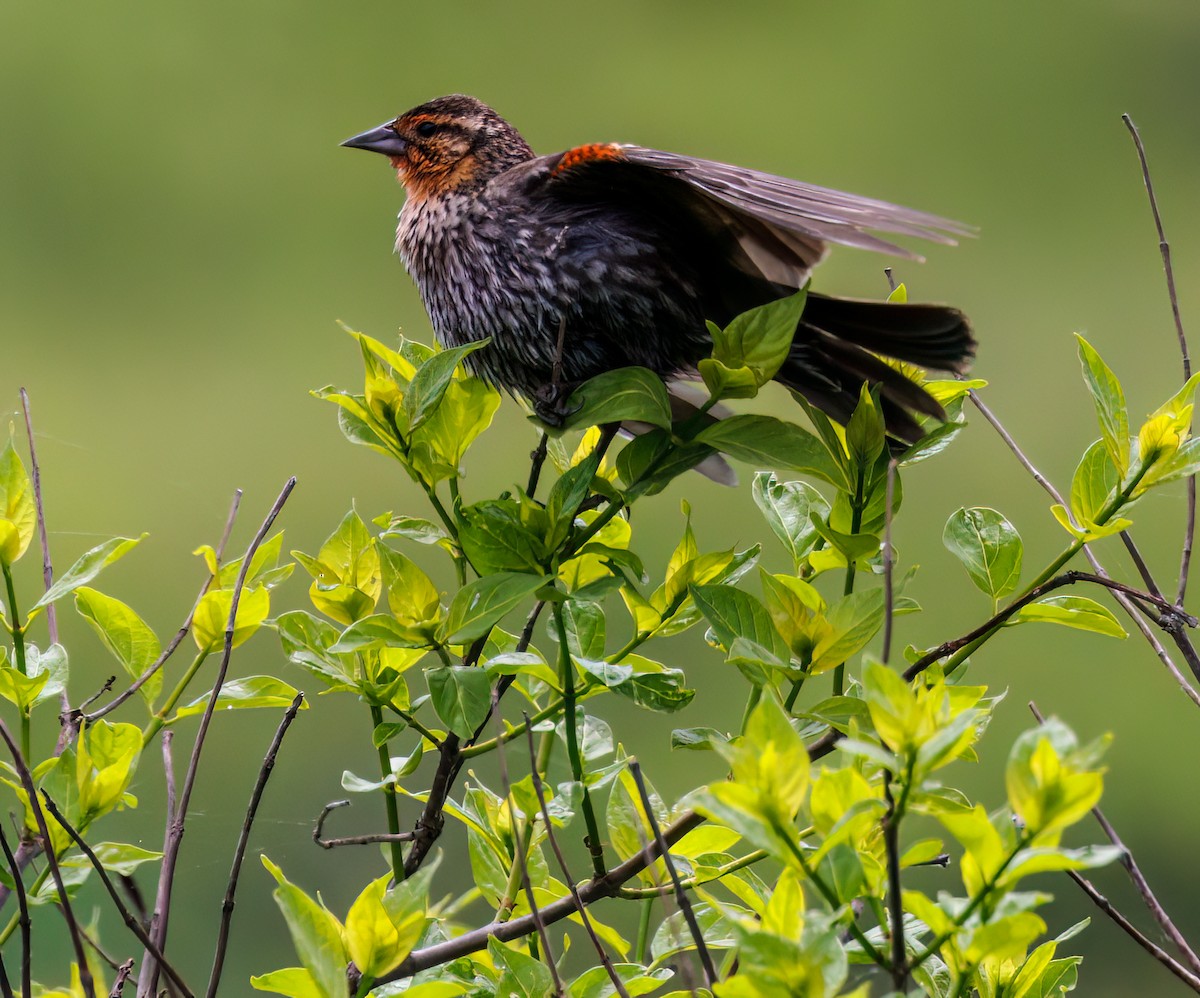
[802,293,975,372]
[774,294,975,446]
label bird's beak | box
[341,122,408,157]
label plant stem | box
[940,467,1151,678]
[832,465,866,697]
[909,834,1031,973]
[461,698,566,758]
[142,649,210,746]
[1,566,30,764]
[370,705,405,881]
[497,820,530,923]
[777,817,887,966]
[552,603,606,878]
[635,897,653,964]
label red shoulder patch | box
[552,143,625,176]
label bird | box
[342,94,974,450]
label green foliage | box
[2,299,1193,995]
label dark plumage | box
[343,94,975,446]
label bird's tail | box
[775,293,975,445]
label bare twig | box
[86,489,243,723]
[0,824,27,998]
[629,760,717,988]
[1030,702,1200,976]
[1069,869,1200,992]
[109,960,136,997]
[969,390,1200,701]
[881,458,898,664]
[524,726,630,998]
[40,793,193,996]
[903,570,1194,681]
[313,800,417,849]
[496,710,561,994]
[0,719,93,996]
[206,692,305,998]
[404,600,547,877]
[18,391,60,696]
[527,432,550,499]
[1122,114,1194,609]
[140,478,295,995]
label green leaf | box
[192,584,271,653]
[689,583,791,664]
[0,662,48,711]
[698,358,760,400]
[1069,440,1118,527]
[943,507,1022,600]
[32,535,146,609]
[809,588,886,675]
[74,588,162,706]
[173,676,305,719]
[488,936,554,998]
[1010,595,1126,638]
[697,415,845,487]
[459,500,546,575]
[0,440,35,567]
[379,514,449,547]
[845,384,886,468]
[612,657,695,713]
[546,450,602,549]
[404,340,490,432]
[752,472,829,567]
[261,856,348,998]
[569,965,673,998]
[329,613,432,653]
[378,545,441,630]
[1076,335,1130,475]
[709,289,807,387]
[76,720,142,821]
[60,841,161,877]
[561,367,673,431]
[427,665,492,739]
[408,375,502,482]
[670,726,729,751]
[344,872,429,977]
[250,968,324,998]
[441,573,549,644]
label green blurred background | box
[3,0,1200,991]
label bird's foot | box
[531,381,581,427]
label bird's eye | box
[414,121,438,138]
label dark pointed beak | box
[341,122,407,157]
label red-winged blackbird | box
[343,94,974,444]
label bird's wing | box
[504,144,974,289]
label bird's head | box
[342,95,534,200]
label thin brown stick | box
[1069,869,1200,992]
[497,709,561,994]
[969,390,1200,703]
[40,793,193,996]
[18,390,60,696]
[86,489,243,723]
[628,760,716,988]
[312,800,417,849]
[404,599,547,877]
[1122,114,1194,608]
[0,824,28,998]
[109,960,135,997]
[902,570,1193,681]
[141,478,295,995]
[206,692,305,998]
[0,719,93,997]
[524,725,630,998]
[1030,702,1200,976]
